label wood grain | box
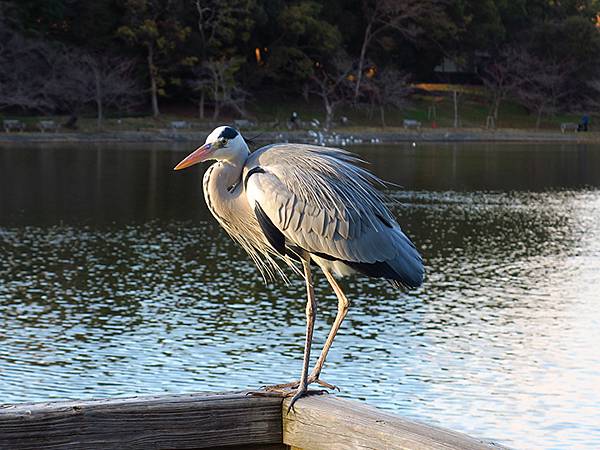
[0,391,283,450]
[0,390,513,450]
[282,395,511,450]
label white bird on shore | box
[174,126,423,409]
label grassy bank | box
[0,94,596,137]
[1,128,599,145]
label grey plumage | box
[244,143,423,288]
[174,126,424,406]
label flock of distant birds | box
[279,116,383,146]
[306,129,382,146]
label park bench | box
[403,119,421,129]
[38,120,58,133]
[3,119,25,132]
[560,122,578,134]
[170,120,191,130]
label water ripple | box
[1,144,600,449]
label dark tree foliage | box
[2,0,600,119]
[256,1,342,83]
[117,0,194,117]
[13,0,124,49]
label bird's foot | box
[287,386,329,413]
[287,382,307,413]
[262,374,338,392]
[247,387,327,401]
[261,380,298,391]
[309,375,339,391]
[246,389,294,398]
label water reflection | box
[1,143,600,449]
[2,142,600,225]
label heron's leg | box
[263,269,345,393]
[308,269,349,384]
[288,256,317,411]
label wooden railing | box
[0,391,510,450]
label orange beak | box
[173,143,213,170]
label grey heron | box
[174,126,423,409]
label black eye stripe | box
[219,127,238,140]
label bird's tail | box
[385,230,424,289]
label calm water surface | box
[1,142,600,449]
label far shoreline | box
[1,127,599,145]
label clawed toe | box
[254,378,335,409]
[311,377,339,391]
[261,376,339,394]
[262,380,301,391]
[246,390,292,398]
[287,386,307,413]
[286,388,329,413]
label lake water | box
[1,141,599,449]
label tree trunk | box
[230,99,246,118]
[453,90,459,128]
[324,97,333,130]
[367,99,374,120]
[147,44,160,118]
[212,99,220,120]
[488,94,498,120]
[380,105,386,128]
[96,98,103,129]
[535,107,543,129]
[354,21,372,102]
[198,91,205,119]
[94,68,103,129]
[493,97,500,121]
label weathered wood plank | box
[199,445,288,450]
[0,391,283,450]
[1,390,512,450]
[282,395,510,450]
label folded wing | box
[244,144,424,288]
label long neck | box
[209,161,242,191]
[205,144,249,190]
[203,154,247,225]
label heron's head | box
[174,126,249,170]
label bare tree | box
[82,54,141,128]
[47,49,142,126]
[46,47,95,116]
[481,48,519,124]
[354,0,448,102]
[0,14,141,124]
[191,57,248,120]
[0,31,93,116]
[363,68,413,127]
[510,49,573,129]
[308,57,355,130]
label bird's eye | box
[218,137,228,146]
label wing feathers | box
[254,201,286,256]
[244,144,423,287]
